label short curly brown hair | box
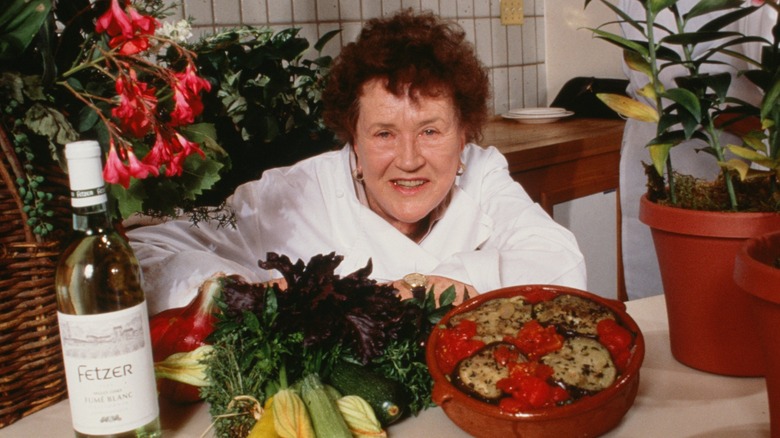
[322,9,491,146]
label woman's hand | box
[392,275,476,305]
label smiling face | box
[353,78,466,240]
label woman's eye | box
[376,131,391,139]
[422,129,438,136]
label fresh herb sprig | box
[201,252,460,437]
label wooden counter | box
[482,117,625,215]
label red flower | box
[127,149,159,179]
[127,6,157,35]
[95,0,134,39]
[113,35,151,56]
[112,71,157,138]
[169,64,211,126]
[143,131,174,168]
[169,85,199,126]
[103,142,131,188]
[174,132,205,159]
[177,64,212,96]
[96,0,158,54]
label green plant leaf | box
[761,79,780,121]
[684,0,746,21]
[0,0,52,60]
[647,0,677,14]
[109,182,146,220]
[590,28,650,58]
[698,6,759,33]
[314,29,340,52]
[662,31,742,46]
[663,88,702,122]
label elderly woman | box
[128,10,586,315]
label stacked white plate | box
[501,107,574,124]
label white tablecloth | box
[1,294,770,437]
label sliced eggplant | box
[452,342,524,403]
[450,296,533,343]
[533,294,616,336]
[541,336,616,392]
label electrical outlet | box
[501,0,524,26]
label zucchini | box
[328,361,407,426]
[300,373,352,438]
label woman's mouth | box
[393,179,425,188]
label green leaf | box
[590,28,650,58]
[314,29,340,52]
[662,31,742,46]
[0,0,52,60]
[647,0,677,14]
[109,182,145,220]
[698,6,758,33]
[761,79,780,121]
[684,0,745,21]
[663,88,702,122]
[78,105,100,132]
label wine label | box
[57,303,159,435]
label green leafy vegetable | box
[202,252,461,437]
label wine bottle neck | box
[65,140,111,234]
[72,202,113,234]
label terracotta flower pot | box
[639,195,780,376]
[734,231,780,437]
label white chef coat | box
[617,1,776,299]
[128,144,586,315]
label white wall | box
[545,0,623,100]
[545,0,624,299]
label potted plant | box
[584,0,780,376]
[734,231,780,436]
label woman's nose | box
[396,134,425,170]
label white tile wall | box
[170,0,547,115]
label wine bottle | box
[55,140,161,438]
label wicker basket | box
[0,126,71,427]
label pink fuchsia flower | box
[174,132,205,159]
[103,141,131,188]
[142,131,174,168]
[112,35,151,55]
[169,84,201,126]
[127,149,159,179]
[127,6,157,35]
[95,0,134,39]
[112,70,157,138]
[169,64,211,126]
[96,0,158,54]
[163,133,205,176]
[176,64,211,96]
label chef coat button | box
[336,189,344,197]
